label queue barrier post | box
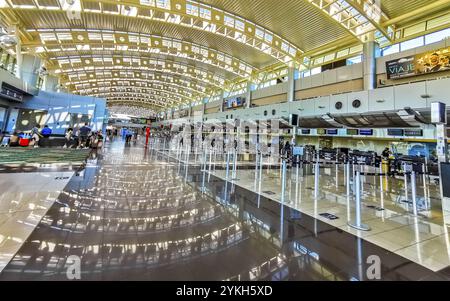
[348,171,371,231]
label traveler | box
[78,123,91,148]
[31,124,42,148]
[8,131,20,147]
[41,125,52,138]
[64,128,73,148]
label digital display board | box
[317,129,326,135]
[404,129,423,137]
[347,129,359,135]
[301,129,311,135]
[359,129,374,136]
[224,97,246,109]
[387,129,404,136]
[327,129,338,135]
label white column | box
[363,33,380,91]
[245,81,252,109]
[21,54,41,89]
[287,64,296,103]
[287,64,297,142]
[14,26,22,79]
[43,75,59,92]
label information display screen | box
[359,129,374,136]
[387,129,404,136]
[404,129,423,137]
[301,129,311,135]
[327,129,338,135]
[317,129,326,135]
[224,97,246,109]
[347,129,359,135]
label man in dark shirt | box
[78,123,91,148]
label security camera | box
[66,0,76,5]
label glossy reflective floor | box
[1,139,449,280]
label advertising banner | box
[386,46,450,79]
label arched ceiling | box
[0,0,448,115]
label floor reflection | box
[0,140,449,280]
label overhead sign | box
[0,83,24,102]
[386,46,450,79]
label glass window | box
[381,44,399,56]
[346,55,362,65]
[310,67,321,75]
[400,36,424,51]
[425,28,450,45]
[186,3,198,16]
[199,7,211,20]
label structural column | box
[287,64,296,103]
[43,75,59,92]
[245,81,252,109]
[287,64,297,143]
[363,33,380,91]
[20,54,41,89]
[14,26,22,79]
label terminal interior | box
[0,0,450,281]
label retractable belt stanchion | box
[314,152,320,199]
[225,150,231,181]
[422,163,428,210]
[208,147,213,182]
[201,147,207,193]
[232,148,238,180]
[295,155,300,204]
[348,171,371,231]
[403,163,409,202]
[346,161,351,197]
[254,146,259,190]
[280,158,287,242]
[411,171,418,216]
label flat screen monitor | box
[224,97,246,109]
[327,129,338,135]
[404,129,423,137]
[359,129,373,136]
[387,129,404,136]
[301,129,311,135]
[317,128,326,135]
[347,129,359,135]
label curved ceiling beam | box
[305,0,393,42]
[66,77,206,100]
[49,56,228,88]
[94,92,179,106]
[108,104,156,117]
[75,85,192,102]
[25,28,255,77]
[1,0,303,64]
[106,97,172,107]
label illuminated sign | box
[404,129,423,137]
[327,129,338,135]
[347,129,359,135]
[386,46,450,79]
[387,129,404,136]
[359,129,373,136]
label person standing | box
[78,122,91,149]
[64,128,73,148]
[31,124,42,148]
